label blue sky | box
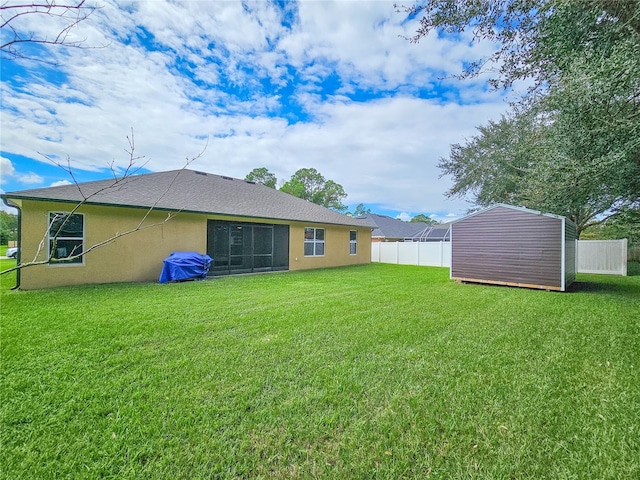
[1,0,516,221]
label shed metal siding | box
[451,206,563,289]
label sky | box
[1,0,516,222]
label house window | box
[350,230,357,255]
[304,227,325,256]
[49,212,84,264]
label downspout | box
[2,198,21,290]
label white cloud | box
[1,157,15,180]
[396,212,412,222]
[50,180,73,187]
[17,172,44,184]
[0,0,511,217]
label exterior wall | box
[288,222,371,271]
[17,200,206,290]
[451,206,564,290]
[15,200,371,289]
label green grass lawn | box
[1,262,639,479]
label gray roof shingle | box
[356,213,429,238]
[3,169,370,227]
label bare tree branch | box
[1,133,209,277]
[1,0,108,62]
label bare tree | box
[1,130,207,277]
[1,0,105,61]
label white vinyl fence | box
[576,239,627,276]
[371,239,628,276]
[371,241,451,268]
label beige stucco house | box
[2,169,372,290]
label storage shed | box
[450,204,577,291]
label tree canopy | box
[580,207,640,246]
[439,97,640,236]
[245,167,277,189]
[404,0,640,236]
[409,214,438,225]
[0,212,18,244]
[399,0,640,91]
[351,203,371,217]
[245,167,349,213]
[280,168,348,213]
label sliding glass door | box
[206,221,289,276]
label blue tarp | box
[159,252,213,283]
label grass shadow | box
[570,279,639,297]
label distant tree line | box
[0,212,18,244]
[245,167,443,223]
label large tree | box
[404,0,640,235]
[439,99,640,236]
[280,168,348,213]
[245,167,277,189]
[399,0,640,90]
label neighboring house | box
[357,214,430,242]
[405,223,451,242]
[450,204,577,291]
[2,169,372,290]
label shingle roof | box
[357,213,428,239]
[2,169,370,227]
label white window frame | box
[350,230,357,255]
[48,212,85,265]
[304,227,325,257]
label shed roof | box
[2,169,369,227]
[452,203,575,226]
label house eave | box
[0,194,369,228]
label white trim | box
[349,230,357,255]
[560,216,566,291]
[303,226,325,257]
[451,203,576,227]
[47,211,85,265]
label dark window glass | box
[304,243,314,256]
[49,212,84,264]
[304,227,325,256]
